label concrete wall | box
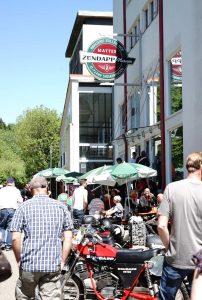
[113,0,202,183]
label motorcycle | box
[61,226,189,300]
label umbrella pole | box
[126,179,130,212]
[107,186,111,208]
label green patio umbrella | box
[79,165,115,186]
[56,175,79,184]
[34,167,70,178]
[80,163,157,186]
[111,162,157,182]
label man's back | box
[0,186,22,209]
[11,195,73,272]
[73,186,87,210]
[159,178,202,268]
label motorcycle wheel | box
[61,274,85,300]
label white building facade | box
[60,11,113,173]
[113,0,202,187]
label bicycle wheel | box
[61,274,85,300]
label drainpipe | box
[159,0,166,189]
[123,0,128,162]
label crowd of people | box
[0,151,202,299]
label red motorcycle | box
[61,227,170,300]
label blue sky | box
[0,0,112,125]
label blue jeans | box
[73,209,84,224]
[0,208,15,248]
[159,259,194,300]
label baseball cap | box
[29,176,48,189]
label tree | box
[0,118,6,130]
[15,106,61,178]
[0,128,26,186]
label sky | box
[0,0,112,125]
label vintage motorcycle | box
[61,227,189,300]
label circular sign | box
[85,38,128,81]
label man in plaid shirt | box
[10,176,73,300]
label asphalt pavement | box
[0,250,19,300]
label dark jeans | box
[73,209,84,224]
[159,259,194,300]
[0,208,15,248]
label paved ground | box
[0,250,18,300]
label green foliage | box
[0,118,6,130]
[0,128,26,186]
[170,85,182,114]
[171,126,183,167]
[15,106,61,179]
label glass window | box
[170,126,183,181]
[145,8,149,29]
[147,69,160,124]
[150,1,154,21]
[79,93,112,143]
[131,92,140,129]
[169,51,182,115]
[130,20,140,49]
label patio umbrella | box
[79,165,115,186]
[34,167,70,178]
[80,163,157,186]
[111,162,157,183]
[56,175,79,184]
[65,171,83,178]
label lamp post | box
[50,144,53,168]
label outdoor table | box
[138,207,158,216]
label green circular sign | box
[85,38,128,81]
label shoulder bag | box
[0,249,12,282]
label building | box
[113,0,202,187]
[60,11,113,173]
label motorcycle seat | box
[116,248,161,263]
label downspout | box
[123,0,128,162]
[159,0,166,189]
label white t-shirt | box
[0,186,23,209]
[72,186,88,210]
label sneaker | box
[5,246,12,251]
[0,244,5,250]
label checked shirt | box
[10,195,73,272]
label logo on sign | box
[80,38,135,81]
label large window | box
[70,35,82,74]
[79,93,112,143]
[169,51,182,115]
[131,92,140,129]
[146,69,160,124]
[130,19,140,50]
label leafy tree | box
[0,118,6,130]
[15,106,61,178]
[0,128,26,186]
[170,85,182,114]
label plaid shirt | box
[10,195,73,272]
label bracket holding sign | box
[80,37,135,81]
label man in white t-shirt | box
[72,179,88,224]
[0,177,23,250]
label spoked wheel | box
[61,274,85,300]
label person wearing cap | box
[10,176,73,300]
[0,177,23,250]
